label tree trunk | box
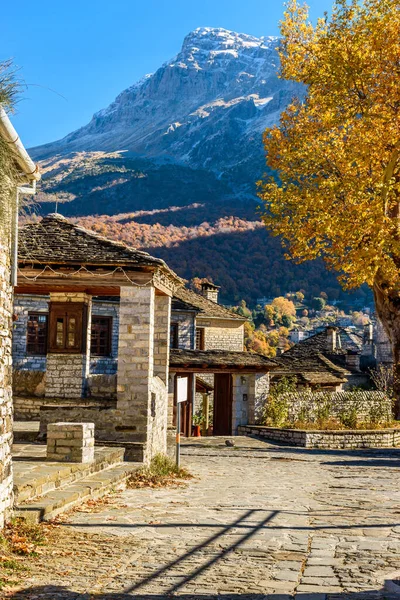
[373,279,400,418]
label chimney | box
[201,281,220,304]
[345,350,360,371]
[326,326,337,351]
[364,322,373,344]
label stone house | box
[0,106,40,527]
[13,214,276,459]
[274,326,372,391]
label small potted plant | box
[192,413,204,437]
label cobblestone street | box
[10,436,400,600]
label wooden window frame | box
[48,302,87,354]
[170,322,179,349]
[26,313,48,356]
[195,327,205,350]
[91,316,112,357]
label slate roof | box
[18,214,182,283]
[274,352,347,386]
[273,326,364,386]
[291,327,363,356]
[172,286,245,321]
[170,349,277,371]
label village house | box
[13,214,276,460]
[0,106,40,527]
[274,325,373,391]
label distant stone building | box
[275,326,371,391]
[0,106,39,527]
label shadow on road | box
[9,588,397,599]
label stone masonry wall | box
[13,294,48,370]
[117,285,169,461]
[232,374,250,434]
[375,318,393,365]
[90,300,119,375]
[197,318,244,352]
[282,391,392,424]
[0,191,13,527]
[46,354,87,399]
[170,311,195,349]
[239,425,400,449]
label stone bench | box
[47,422,95,463]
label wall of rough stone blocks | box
[170,311,195,349]
[13,294,48,371]
[116,286,169,462]
[12,295,119,380]
[375,318,393,365]
[239,425,400,449]
[282,390,392,424]
[197,318,244,351]
[254,373,270,424]
[90,300,119,375]
[0,192,13,527]
[232,375,250,434]
[46,354,87,399]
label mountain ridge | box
[30,26,301,192]
[28,27,366,305]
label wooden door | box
[213,373,232,436]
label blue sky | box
[2,0,333,149]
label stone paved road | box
[10,436,400,600]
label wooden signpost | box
[176,376,188,468]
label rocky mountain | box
[32,27,301,191]
[29,28,367,305]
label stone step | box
[13,446,125,504]
[14,462,139,523]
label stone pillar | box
[117,286,155,459]
[154,294,171,384]
[0,212,13,528]
[47,422,95,463]
[232,374,250,434]
[45,292,92,399]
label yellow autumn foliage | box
[258,0,400,293]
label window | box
[27,313,48,356]
[170,322,179,349]
[91,316,112,357]
[195,327,205,350]
[48,303,85,353]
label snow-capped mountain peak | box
[31,27,301,188]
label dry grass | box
[0,518,49,590]
[127,453,193,489]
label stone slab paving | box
[9,436,400,600]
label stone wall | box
[171,310,195,349]
[116,285,169,462]
[197,318,244,351]
[375,318,393,365]
[239,425,400,449]
[232,375,250,434]
[13,294,48,370]
[46,353,87,399]
[0,189,13,527]
[90,300,119,375]
[87,374,117,399]
[13,369,45,399]
[281,390,392,424]
[254,373,270,424]
[13,294,119,379]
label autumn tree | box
[258,0,400,410]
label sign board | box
[176,376,188,404]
